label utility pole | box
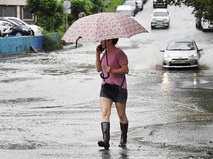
[63,0,71,31]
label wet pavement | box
[1,1,213,159]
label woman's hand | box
[106,65,129,74]
[106,66,112,73]
[96,44,103,55]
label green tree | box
[25,0,64,32]
[68,0,104,24]
[90,0,104,13]
[169,0,213,21]
[103,0,125,12]
[25,0,126,32]
[69,0,93,23]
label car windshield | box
[153,12,168,16]
[167,41,196,50]
[9,19,26,26]
[124,2,135,6]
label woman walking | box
[96,38,129,149]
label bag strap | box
[120,75,125,88]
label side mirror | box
[198,49,203,52]
[160,49,165,52]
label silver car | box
[128,0,144,11]
[160,40,203,68]
[151,9,170,29]
[196,17,213,32]
[124,1,139,15]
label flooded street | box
[1,1,213,159]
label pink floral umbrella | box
[62,12,148,43]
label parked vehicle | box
[4,17,43,36]
[153,0,167,8]
[196,17,213,32]
[128,0,144,11]
[160,40,202,68]
[151,9,170,29]
[0,18,32,36]
[123,1,139,15]
[116,5,135,17]
[0,20,12,37]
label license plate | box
[172,60,187,63]
[157,22,163,25]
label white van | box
[116,5,135,17]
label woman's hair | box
[112,38,119,45]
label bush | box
[43,33,63,52]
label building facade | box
[0,0,34,21]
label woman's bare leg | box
[100,97,113,122]
[115,102,128,124]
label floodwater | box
[1,1,213,159]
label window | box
[22,7,34,21]
[2,6,16,17]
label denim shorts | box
[100,85,128,103]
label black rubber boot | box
[98,122,110,149]
[119,122,128,147]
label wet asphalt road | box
[0,0,213,159]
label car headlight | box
[164,53,169,58]
[164,19,169,22]
[190,52,198,57]
[152,18,156,22]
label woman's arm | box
[106,64,129,74]
[96,45,102,72]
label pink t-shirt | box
[101,48,128,89]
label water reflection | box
[119,148,129,159]
[193,73,197,88]
[161,71,199,96]
[99,148,129,159]
[160,70,213,113]
[100,149,111,159]
[161,72,169,84]
[161,72,170,96]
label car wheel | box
[15,32,22,36]
[166,24,170,28]
[31,30,34,36]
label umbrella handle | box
[100,72,109,79]
[100,47,110,79]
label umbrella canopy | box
[62,12,148,43]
